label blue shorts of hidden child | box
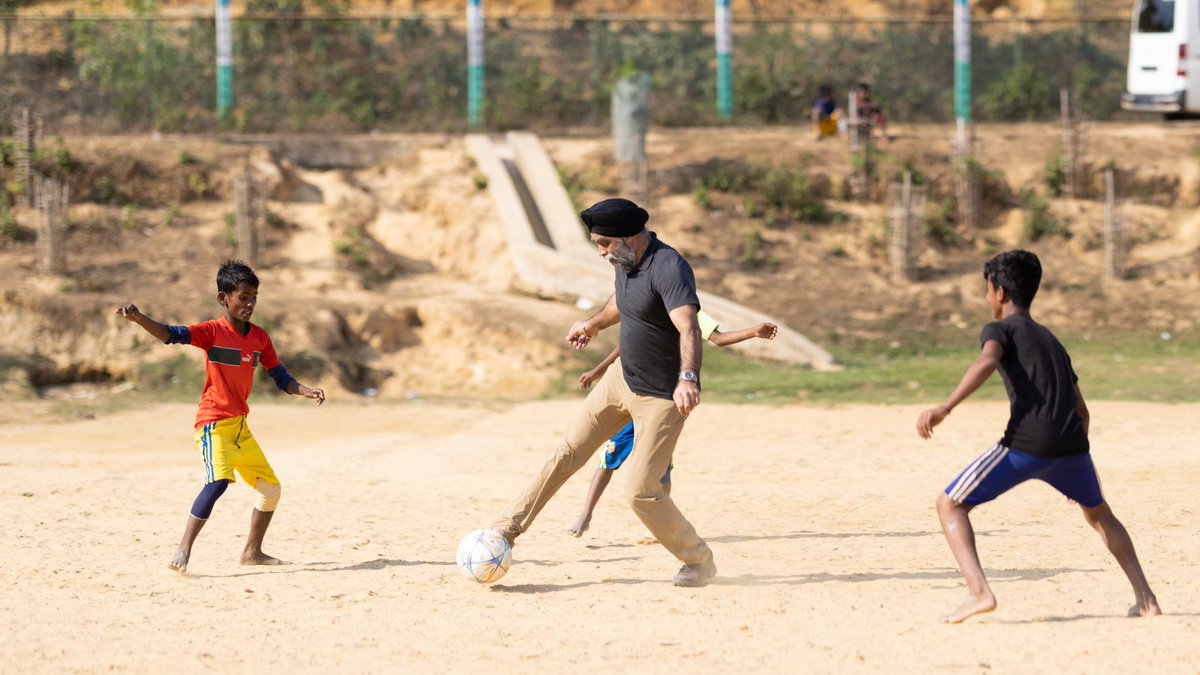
[945,443,1104,508]
[598,422,672,484]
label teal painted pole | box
[216,0,233,123]
[467,0,484,129]
[953,0,970,150]
[715,0,732,121]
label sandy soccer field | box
[1,399,1197,673]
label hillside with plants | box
[3,0,1136,134]
[15,0,1134,19]
[3,122,1200,416]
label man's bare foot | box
[168,550,189,574]
[241,551,287,566]
[566,515,591,538]
[1128,596,1162,617]
[940,592,997,623]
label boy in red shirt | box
[116,260,325,574]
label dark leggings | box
[190,479,230,519]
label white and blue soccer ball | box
[456,529,512,584]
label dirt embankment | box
[3,123,1200,403]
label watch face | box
[680,372,697,382]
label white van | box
[1122,0,1196,114]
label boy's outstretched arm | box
[917,340,1003,439]
[114,303,172,343]
[286,379,325,405]
[580,345,621,390]
[708,322,777,347]
[264,362,325,405]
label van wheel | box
[1164,112,1189,121]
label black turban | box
[580,198,648,238]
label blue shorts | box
[597,422,672,484]
[944,443,1104,508]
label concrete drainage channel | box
[466,131,840,371]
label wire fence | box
[0,13,1133,134]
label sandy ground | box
[0,399,1197,673]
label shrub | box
[924,197,956,245]
[1044,151,1066,198]
[980,63,1052,121]
[1022,192,1070,241]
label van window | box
[1135,0,1175,33]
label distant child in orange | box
[566,311,776,537]
[116,259,325,574]
[917,250,1160,623]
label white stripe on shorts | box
[948,443,1010,503]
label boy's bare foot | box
[168,550,189,574]
[1128,596,1162,617]
[940,592,997,623]
[241,552,287,566]
[566,515,591,538]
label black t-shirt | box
[981,315,1089,457]
[615,233,700,399]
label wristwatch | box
[678,370,698,384]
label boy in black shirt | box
[916,250,1160,623]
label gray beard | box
[607,249,637,273]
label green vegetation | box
[94,176,122,204]
[693,334,1200,405]
[1022,192,1069,241]
[696,160,829,224]
[121,205,139,231]
[7,15,1128,133]
[162,200,181,228]
[924,197,956,245]
[980,63,1052,121]
[0,196,15,241]
[33,137,74,171]
[187,173,209,199]
[223,212,237,247]
[1043,151,1066,198]
[544,332,1200,406]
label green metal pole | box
[216,0,232,124]
[954,0,971,151]
[715,0,732,121]
[467,0,484,129]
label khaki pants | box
[490,361,711,565]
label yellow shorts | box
[816,117,839,137]
[194,416,279,488]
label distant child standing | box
[116,259,325,574]
[851,82,889,142]
[916,250,1160,623]
[566,311,777,537]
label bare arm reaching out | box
[708,322,777,347]
[114,304,172,343]
[579,345,621,390]
[917,340,1003,439]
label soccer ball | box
[456,529,512,584]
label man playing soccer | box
[916,250,1161,623]
[566,313,777,537]
[490,197,717,587]
[116,259,325,574]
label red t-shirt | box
[185,316,282,429]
